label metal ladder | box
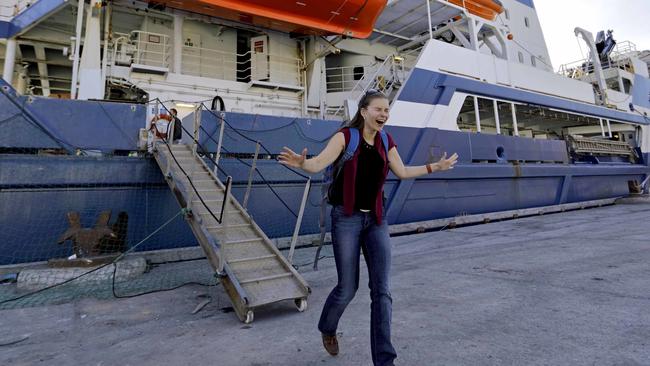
[153,142,310,323]
[333,55,409,119]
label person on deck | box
[278,89,458,366]
[170,108,182,144]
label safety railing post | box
[214,112,226,175]
[192,106,200,155]
[288,178,311,264]
[219,176,233,226]
[243,141,261,210]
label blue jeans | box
[318,206,397,366]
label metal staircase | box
[334,55,409,119]
[153,142,310,323]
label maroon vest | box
[340,128,391,224]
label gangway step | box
[228,254,277,264]
[205,223,251,230]
[152,141,310,324]
[192,199,224,204]
[198,210,242,217]
[238,272,294,285]
[224,238,264,245]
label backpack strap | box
[380,130,389,158]
[341,128,359,162]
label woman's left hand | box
[436,152,458,171]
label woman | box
[278,90,458,366]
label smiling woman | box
[278,89,457,366]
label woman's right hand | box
[278,146,308,169]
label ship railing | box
[181,46,238,81]
[107,31,171,70]
[557,41,638,79]
[130,31,171,69]
[325,63,378,93]
[567,135,637,160]
[191,102,312,264]
[329,55,408,117]
[611,41,637,58]
[0,0,31,20]
[180,47,303,87]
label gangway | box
[152,140,310,323]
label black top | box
[329,139,385,211]
[172,116,182,141]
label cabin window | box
[457,94,637,143]
[504,9,510,20]
[530,55,536,67]
[622,77,632,94]
[524,17,530,28]
[353,66,364,80]
[457,96,479,132]
[518,52,524,63]
[477,97,498,135]
[497,101,518,136]
[605,77,621,92]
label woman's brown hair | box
[346,89,388,130]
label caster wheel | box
[295,298,307,312]
[244,310,254,324]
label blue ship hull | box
[1,80,648,265]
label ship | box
[1,0,650,267]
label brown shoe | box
[322,333,339,356]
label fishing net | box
[0,88,335,309]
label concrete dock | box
[1,200,649,365]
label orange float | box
[447,0,504,21]
[147,0,387,39]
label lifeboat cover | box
[148,0,388,39]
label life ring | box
[150,113,173,139]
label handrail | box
[180,46,302,85]
[194,104,309,217]
[330,55,404,117]
[151,101,232,227]
[557,40,638,78]
[189,102,312,261]
[108,31,171,70]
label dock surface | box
[1,200,649,365]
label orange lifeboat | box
[147,0,387,39]
[447,0,504,21]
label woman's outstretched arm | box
[388,147,458,179]
[278,132,345,174]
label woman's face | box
[361,97,390,133]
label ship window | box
[458,95,506,134]
[606,77,620,92]
[524,17,530,28]
[457,95,479,132]
[497,101,518,136]
[477,97,498,135]
[622,77,632,94]
[458,95,631,142]
[518,52,524,63]
[353,66,364,80]
[504,9,510,20]
[530,55,536,67]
